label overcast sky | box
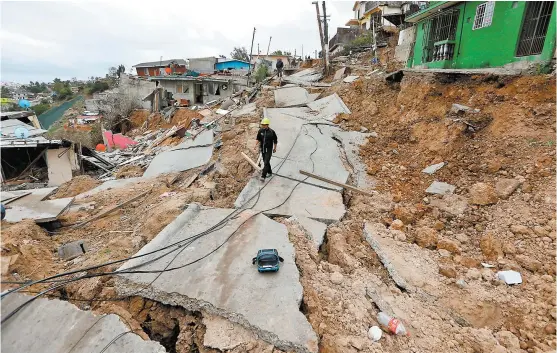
[0,1,354,84]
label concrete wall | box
[188,57,217,74]
[159,79,234,105]
[46,148,73,186]
[395,26,416,63]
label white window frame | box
[473,2,495,30]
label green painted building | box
[406,1,556,70]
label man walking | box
[255,117,277,182]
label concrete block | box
[425,181,456,195]
[343,75,359,83]
[46,148,73,186]
[203,314,256,350]
[230,103,257,117]
[75,177,144,200]
[143,130,213,178]
[333,67,347,80]
[290,216,327,250]
[307,93,351,119]
[58,240,88,260]
[4,197,74,223]
[1,293,165,353]
[116,204,318,353]
[422,162,446,175]
[274,87,311,107]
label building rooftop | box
[148,75,231,83]
[133,59,187,68]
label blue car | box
[252,249,284,273]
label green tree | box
[1,86,12,98]
[271,50,283,55]
[31,103,51,116]
[231,47,250,61]
[116,64,126,78]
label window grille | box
[422,8,460,62]
[473,2,495,30]
[516,1,554,56]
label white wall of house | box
[395,26,416,63]
[159,80,234,105]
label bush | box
[31,103,51,116]
[341,32,373,55]
[254,65,268,83]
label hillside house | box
[346,1,404,29]
[405,1,556,71]
[250,54,292,70]
[151,76,234,105]
[133,59,188,77]
[215,59,251,72]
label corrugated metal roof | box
[0,119,63,148]
[0,111,36,120]
[216,59,250,64]
[148,76,231,83]
[0,119,46,137]
[133,59,187,68]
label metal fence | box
[421,8,460,62]
[516,1,555,57]
[38,95,83,130]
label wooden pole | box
[266,36,272,56]
[312,2,327,72]
[248,27,256,84]
[299,170,375,197]
[241,152,262,171]
[322,1,330,74]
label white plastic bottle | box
[377,312,409,336]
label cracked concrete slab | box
[235,112,352,223]
[307,93,351,117]
[202,314,256,350]
[116,204,318,353]
[4,197,74,223]
[332,130,375,189]
[143,130,213,178]
[274,87,311,107]
[289,216,327,250]
[75,177,146,199]
[231,103,257,117]
[1,293,165,353]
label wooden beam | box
[73,189,151,228]
[182,173,198,188]
[299,170,375,197]
[241,152,262,172]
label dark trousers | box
[261,149,273,178]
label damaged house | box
[133,59,188,77]
[1,111,80,186]
[151,76,235,106]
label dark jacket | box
[256,128,278,153]
[276,60,284,69]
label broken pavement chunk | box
[116,204,318,353]
[307,93,351,117]
[143,130,213,178]
[289,215,327,250]
[333,67,348,80]
[343,75,360,83]
[1,293,165,353]
[426,181,456,195]
[58,240,88,260]
[274,87,311,107]
[422,162,445,175]
[4,197,74,223]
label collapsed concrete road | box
[116,203,318,353]
[235,101,369,224]
[1,293,165,353]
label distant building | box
[250,54,292,69]
[329,27,367,56]
[405,1,556,71]
[215,59,251,72]
[150,76,234,105]
[346,1,404,29]
[187,57,217,74]
[133,59,188,77]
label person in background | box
[276,58,284,78]
[255,118,278,182]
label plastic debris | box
[368,326,382,341]
[497,270,522,285]
[377,312,409,336]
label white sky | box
[0,1,354,84]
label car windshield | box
[258,254,278,267]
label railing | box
[404,1,430,18]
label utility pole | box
[312,1,327,73]
[258,43,260,55]
[266,36,272,56]
[322,1,330,75]
[302,44,304,60]
[248,27,256,85]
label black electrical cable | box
[2,122,319,324]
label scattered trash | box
[422,162,446,175]
[456,279,468,288]
[368,326,382,341]
[377,312,409,336]
[160,192,178,198]
[481,262,496,268]
[497,270,522,285]
[425,181,456,195]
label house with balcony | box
[346,2,404,30]
[405,1,556,71]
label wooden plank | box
[183,173,198,188]
[241,152,262,172]
[299,170,375,197]
[73,189,150,228]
